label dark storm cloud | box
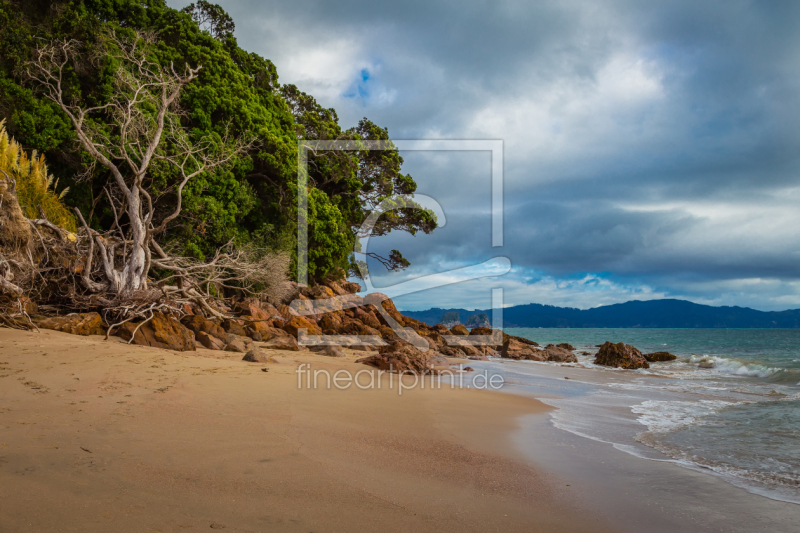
[169,0,800,310]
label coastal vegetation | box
[0,0,435,327]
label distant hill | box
[401,299,800,328]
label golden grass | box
[0,120,76,232]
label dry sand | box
[0,328,613,532]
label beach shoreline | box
[0,327,610,532]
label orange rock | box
[449,324,469,335]
[221,318,247,337]
[282,316,322,337]
[319,313,343,332]
[36,313,106,336]
[358,324,381,336]
[181,314,227,341]
[118,312,196,351]
[197,331,225,350]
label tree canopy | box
[0,0,436,284]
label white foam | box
[631,399,741,434]
[689,354,782,378]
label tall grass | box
[0,120,76,232]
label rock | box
[261,326,291,341]
[378,325,398,341]
[319,313,344,332]
[282,315,322,337]
[263,336,299,351]
[465,313,491,328]
[468,355,489,361]
[644,351,678,362]
[449,324,469,336]
[242,317,273,338]
[310,345,346,358]
[242,348,275,364]
[277,304,299,321]
[197,331,225,350]
[117,312,196,351]
[359,324,382,336]
[233,300,272,321]
[556,343,576,351]
[323,280,347,296]
[181,315,227,342]
[36,312,105,336]
[340,280,362,294]
[224,337,251,353]
[309,285,336,300]
[594,342,650,370]
[698,361,715,369]
[353,307,382,329]
[356,340,433,374]
[543,345,578,363]
[249,332,263,342]
[501,337,532,359]
[579,351,592,355]
[432,324,450,334]
[337,318,363,335]
[439,345,466,357]
[221,319,247,337]
[463,366,474,372]
[365,293,406,326]
[525,350,546,362]
[402,315,421,328]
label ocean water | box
[495,328,800,504]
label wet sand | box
[0,328,610,532]
[493,359,800,533]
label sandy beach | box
[0,328,610,532]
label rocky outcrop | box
[181,315,227,342]
[465,313,491,328]
[221,318,247,337]
[542,344,578,363]
[449,324,469,335]
[356,340,433,374]
[35,312,105,336]
[117,312,196,351]
[556,343,575,351]
[644,351,677,362]
[594,342,649,369]
[282,316,322,337]
[197,331,225,350]
[501,337,539,360]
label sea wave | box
[689,354,783,378]
[631,399,741,434]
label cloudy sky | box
[170,0,800,311]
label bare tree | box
[25,30,253,294]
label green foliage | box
[306,188,351,280]
[0,0,435,282]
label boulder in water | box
[644,351,677,362]
[543,345,578,363]
[594,342,649,369]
